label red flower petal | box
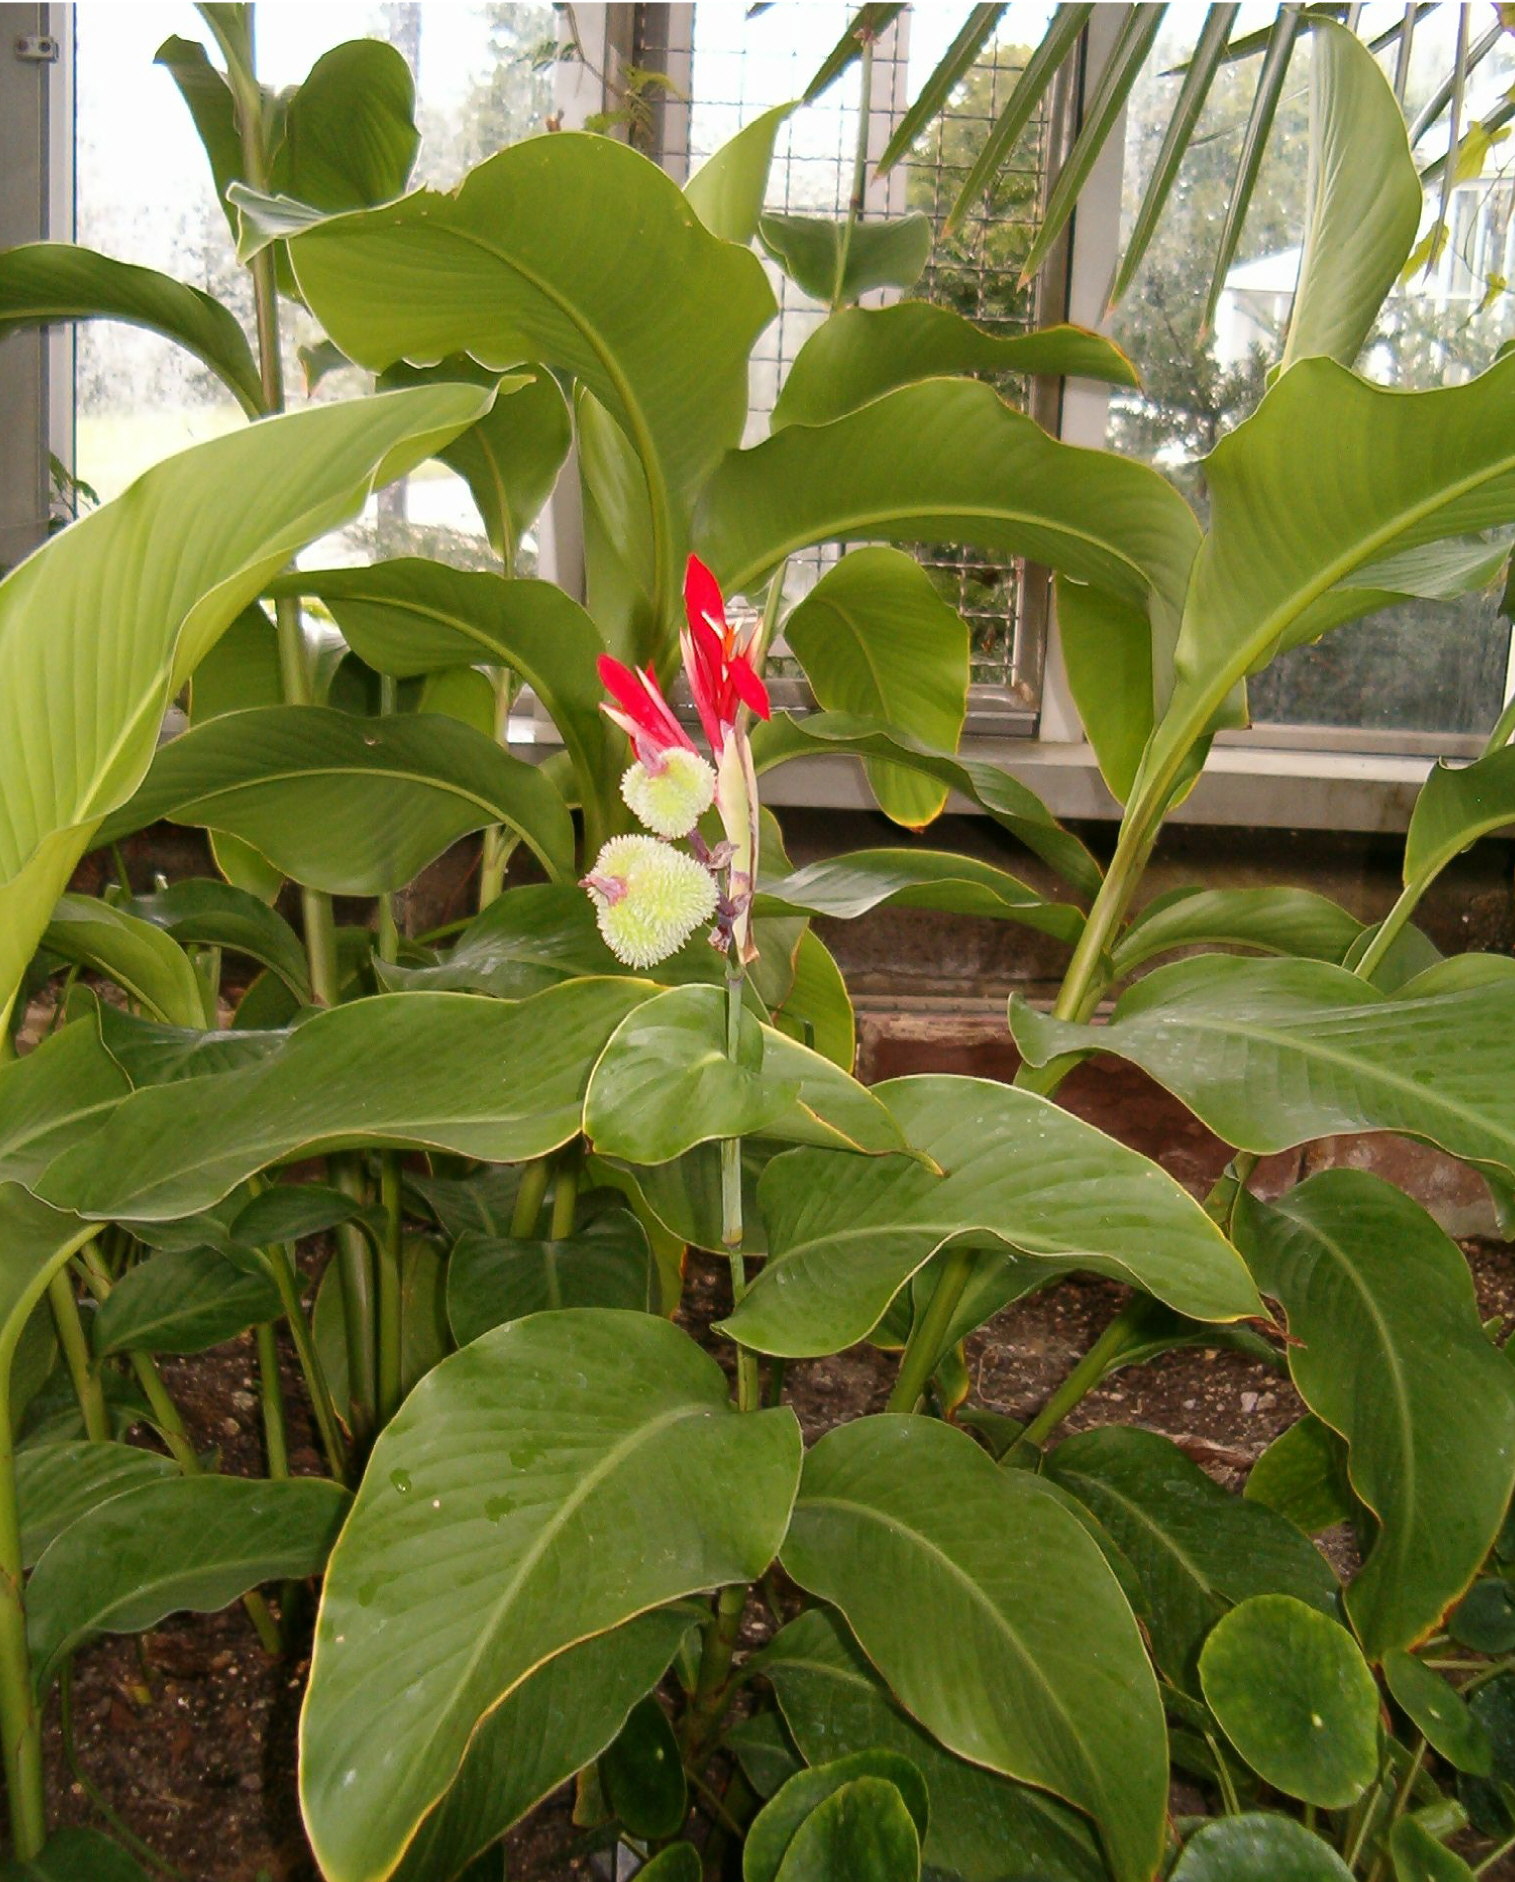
[684,554,727,635]
[730,652,771,720]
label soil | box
[28,1081,1515,1880]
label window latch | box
[13,34,61,63]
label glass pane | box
[1108,3,1515,742]
[72,2,553,566]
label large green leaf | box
[26,1473,348,1690]
[751,711,1101,899]
[154,34,245,239]
[0,1187,100,1384]
[1044,1425,1337,1687]
[37,979,657,1223]
[91,1246,282,1356]
[98,704,574,893]
[685,102,796,245]
[270,39,418,216]
[1054,573,1180,805]
[758,211,932,304]
[1110,887,1364,978]
[0,383,489,1030]
[725,1074,1259,1358]
[758,1607,1105,1882]
[1387,1817,1478,1882]
[769,1775,922,1881]
[393,1606,697,1882]
[1403,745,1515,911]
[1012,955,1515,1186]
[124,877,311,1000]
[1279,22,1421,372]
[0,1016,131,1186]
[301,1311,801,1882]
[1132,353,1515,826]
[780,549,968,827]
[42,895,208,1028]
[446,1211,654,1345]
[284,133,776,632]
[772,302,1137,430]
[746,1753,928,1882]
[0,244,262,415]
[695,380,1200,640]
[780,1416,1167,1882]
[1235,1173,1515,1657]
[1170,1815,1354,1881]
[14,1440,178,1570]
[757,850,1082,941]
[270,563,610,813]
[584,985,905,1163]
[1198,1594,1380,1807]
[376,364,572,566]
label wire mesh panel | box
[642,2,1057,714]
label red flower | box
[597,654,696,771]
[681,555,770,754]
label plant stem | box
[48,1267,108,1443]
[550,1162,578,1241]
[1352,879,1421,985]
[831,29,875,312]
[886,1245,976,1414]
[511,1158,553,1239]
[1008,1297,1156,1458]
[263,1244,347,1480]
[1483,685,1515,757]
[255,1322,289,1479]
[376,1156,404,1429]
[480,668,517,909]
[332,1163,377,1446]
[0,1368,45,1858]
[721,966,760,1415]
[1366,1737,1426,1882]
[1476,1824,1515,1875]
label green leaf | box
[802,6,908,103]
[772,1776,922,1881]
[14,1440,178,1570]
[0,1187,99,1382]
[725,1712,804,1801]
[1236,1173,1515,1656]
[26,1473,348,1690]
[270,39,418,215]
[1449,1579,1515,1653]
[1054,574,1174,805]
[751,712,1101,900]
[1170,1814,1354,1882]
[0,383,489,1030]
[1199,1594,1379,1808]
[43,895,208,1028]
[685,102,796,244]
[125,877,311,1001]
[759,211,932,305]
[0,1017,130,1187]
[1111,887,1364,978]
[726,1074,1259,1358]
[91,1246,281,1357]
[1384,1649,1493,1775]
[1244,1414,1358,1535]
[1462,1675,1515,1835]
[1012,955,1515,1187]
[37,979,658,1224]
[98,704,574,894]
[759,1607,1104,1882]
[1404,746,1515,914]
[391,1606,695,1882]
[1132,353,1515,827]
[584,984,905,1164]
[695,380,1200,638]
[747,1753,928,1882]
[0,1826,153,1881]
[758,851,1082,941]
[780,1416,1166,1882]
[300,1311,801,1882]
[446,1211,653,1346]
[1280,21,1422,371]
[376,365,572,566]
[229,1182,367,1248]
[0,244,262,415]
[409,1166,526,1241]
[781,549,968,827]
[271,564,610,818]
[1044,1425,1337,1688]
[876,4,1007,174]
[154,35,245,239]
[772,303,1138,431]
[639,1847,702,1882]
[284,133,777,633]
[1388,1816,1478,1882]
[600,1695,687,1840]
[769,928,855,1072]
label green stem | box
[511,1158,553,1240]
[480,668,517,909]
[1205,1730,1240,1816]
[1352,879,1421,985]
[1008,1297,1157,1458]
[255,1322,289,1479]
[376,1156,404,1429]
[0,1360,45,1858]
[1483,684,1515,758]
[831,31,875,312]
[263,1244,347,1480]
[550,1162,578,1241]
[1476,1824,1515,1875]
[332,1162,377,1446]
[721,967,760,1415]
[1367,1737,1426,1882]
[886,1245,976,1414]
[48,1266,108,1443]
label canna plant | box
[1,8,1515,1881]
